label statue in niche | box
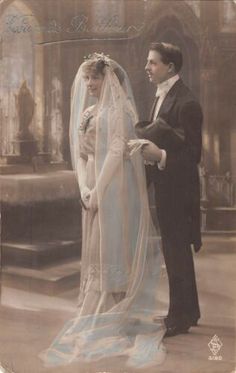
[199,164,208,207]
[15,80,38,159]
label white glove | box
[127,139,150,156]
[80,186,90,209]
[88,188,98,211]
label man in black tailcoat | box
[136,42,203,337]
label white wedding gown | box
[40,57,166,369]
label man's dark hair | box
[149,42,183,73]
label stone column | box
[50,75,63,163]
[200,66,220,173]
[199,1,221,174]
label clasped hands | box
[80,186,98,211]
[80,139,163,211]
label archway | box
[0,0,44,159]
[135,1,201,120]
[151,15,200,98]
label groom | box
[136,42,203,337]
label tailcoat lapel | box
[157,79,183,120]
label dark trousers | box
[161,235,200,326]
[151,174,200,326]
[153,182,201,326]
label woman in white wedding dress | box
[40,53,166,369]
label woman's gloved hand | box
[88,188,98,212]
[80,186,91,209]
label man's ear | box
[168,62,175,74]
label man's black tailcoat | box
[136,79,203,325]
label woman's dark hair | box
[149,42,183,73]
[82,59,107,76]
[112,66,125,85]
[82,58,125,84]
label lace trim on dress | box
[81,264,130,293]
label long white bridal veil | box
[40,53,166,368]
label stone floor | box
[0,234,235,373]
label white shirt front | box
[153,74,180,120]
[154,74,179,170]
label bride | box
[40,53,166,368]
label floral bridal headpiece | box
[83,52,125,85]
[83,52,111,66]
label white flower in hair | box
[83,52,110,66]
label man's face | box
[145,50,171,85]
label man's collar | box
[156,74,180,97]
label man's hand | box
[141,140,163,162]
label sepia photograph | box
[0,0,235,372]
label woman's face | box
[83,72,104,98]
